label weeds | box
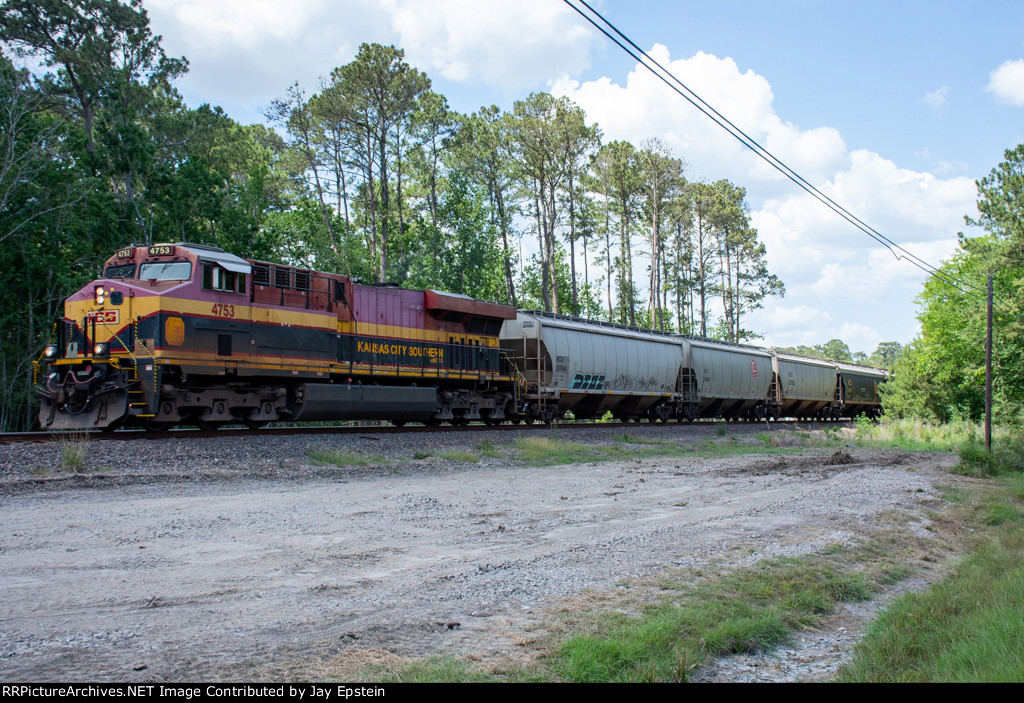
[57,432,88,473]
[475,440,501,459]
[953,436,1024,477]
[552,556,877,682]
[839,520,1024,682]
[514,437,620,465]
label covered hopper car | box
[35,243,885,431]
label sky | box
[140,0,1024,353]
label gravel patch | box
[0,424,960,681]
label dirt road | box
[0,431,956,681]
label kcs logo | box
[85,310,119,324]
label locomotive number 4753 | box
[211,304,236,318]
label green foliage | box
[474,440,501,458]
[553,556,875,682]
[885,144,1024,424]
[58,433,88,473]
[839,519,1024,682]
[955,437,1024,477]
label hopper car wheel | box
[391,420,406,427]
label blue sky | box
[140,0,1024,353]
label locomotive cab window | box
[203,264,245,293]
[103,263,136,279]
[139,261,192,281]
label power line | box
[562,0,996,307]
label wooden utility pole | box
[986,274,993,453]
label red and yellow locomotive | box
[37,242,519,431]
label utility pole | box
[986,274,993,453]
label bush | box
[956,436,1024,477]
[956,440,999,477]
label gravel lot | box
[0,424,959,681]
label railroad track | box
[0,417,853,445]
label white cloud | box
[922,85,949,110]
[755,150,972,285]
[144,0,598,110]
[556,46,976,347]
[750,305,883,353]
[986,59,1024,106]
[554,48,849,196]
[755,305,834,330]
[386,0,595,87]
[147,0,331,51]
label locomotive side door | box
[203,260,251,369]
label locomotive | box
[35,242,884,431]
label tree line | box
[1,0,787,430]
[882,144,1024,425]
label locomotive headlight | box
[44,344,59,359]
[93,342,109,357]
[94,285,105,305]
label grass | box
[305,449,385,467]
[852,417,1023,457]
[514,436,627,465]
[837,471,1024,682]
[551,556,876,682]
[475,440,502,459]
[512,433,793,467]
[839,528,1024,681]
[356,531,925,683]
[57,432,88,473]
[955,437,1024,477]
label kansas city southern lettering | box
[355,340,443,360]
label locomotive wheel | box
[139,419,170,431]
[391,420,406,427]
[196,418,225,431]
[244,418,269,430]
